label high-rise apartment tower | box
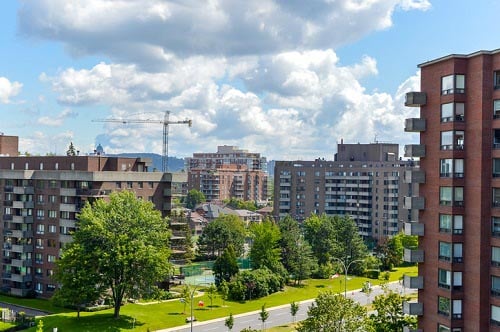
[403,49,500,331]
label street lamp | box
[187,282,208,332]
[332,257,364,297]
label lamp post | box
[332,257,364,297]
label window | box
[440,215,464,234]
[495,159,500,178]
[36,195,44,204]
[494,217,500,237]
[438,269,451,289]
[47,255,56,263]
[48,195,56,203]
[495,130,500,149]
[442,74,465,95]
[494,247,500,267]
[441,102,465,122]
[148,181,154,189]
[438,296,450,316]
[440,187,464,207]
[116,181,121,188]
[35,253,43,264]
[48,225,57,233]
[36,210,44,220]
[35,238,43,249]
[452,300,462,319]
[35,282,43,294]
[492,276,500,296]
[495,100,500,118]
[492,305,500,326]
[495,71,500,89]
[441,130,465,150]
[138,182,143,189]
[47,239,56,248]
[47,269,54,277]
[46,284,56,292]
[35,267,42,277]
[127,182,133,189]
[440,159,464,178]
[48,210,57,218]
[453,243,463,263]
[48,180,58,188]
[438,325,450,332]
[60,211,71,219]
[453,271,463,290]
[439,242,451,261]
[494,188,500,207]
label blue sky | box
[0,1,498,160]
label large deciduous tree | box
[213,244,239,286]
[197,214,246,259]
[368,289,417,331]
[298,291,368,332]
[249,220,283,273]
[185,189,206,209]
[55,190,171,319]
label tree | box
[185,189,206,209]
[198,214,247,259]
[278,215,302,272]
[297,291,368,332]
[66,141,76,156]
[36,319,43,332]
[249,220,283,273]
[290,301,299,323]
[259,304,269,331]
[368,289,417,331]
[219,280,229,306]
[225,313,234,331]
[376,232,418,270]
[206,283,218,309]
[213,245,240,286]
[53,242,104,318]
[225,197,257,211]
[180,285,190,314]
[56,190,171,319]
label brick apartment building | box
[273,142,418,242]
[0,135,19,156]
[186,146,267,202]
[402,49,500,331]
[0,139,172,298]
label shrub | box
[365,269,380,279]
[312,263,334,279]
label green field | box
[5,266,416,332]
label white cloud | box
[0,77,22,103]
[19,0,430,68]
[37,108,78,126]
[19,130,75,155]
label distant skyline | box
[1,1,499,160]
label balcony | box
[11,244,33,253]
[403,301,423,316]
[11,259,32,268]
[10,273,32,283]
[10,288,30,297]
[403,170,425,184]
[60,204,76,212]
[404,222,424,236]
[60,188,77,196]
[404,145,425,158]
[405,92,427,107]
[404,248,424,263]
[13,186,34,195]
[10,229,33,238]
[405,118,426,132]
[403,275,424,289]
[12,201,34,209]
[404,196,425,210]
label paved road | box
[158,281,416,332]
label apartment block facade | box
[273,142,418,242]
[403,49,500,331]
[187,146,268,202]
[0,154,172,298]
[0,135,19,156]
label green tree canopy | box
[56,190,171,319]
[249,220,283,273]
[213,244,239,286]
[304,214,368,274]
[225,197,258,211]
[369,289,417,331]
[197,214,246,259]
[185,189,206,209]
[298,291,369,332]
[66,141,76,156]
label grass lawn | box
[13,266,417,332]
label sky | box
[1,0,499,161]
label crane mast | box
[93,111,192,172]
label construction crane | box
[93,111,192,172]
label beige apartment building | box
[273,142,418,242]
[187,146,268,202]
[0,141,172,298]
